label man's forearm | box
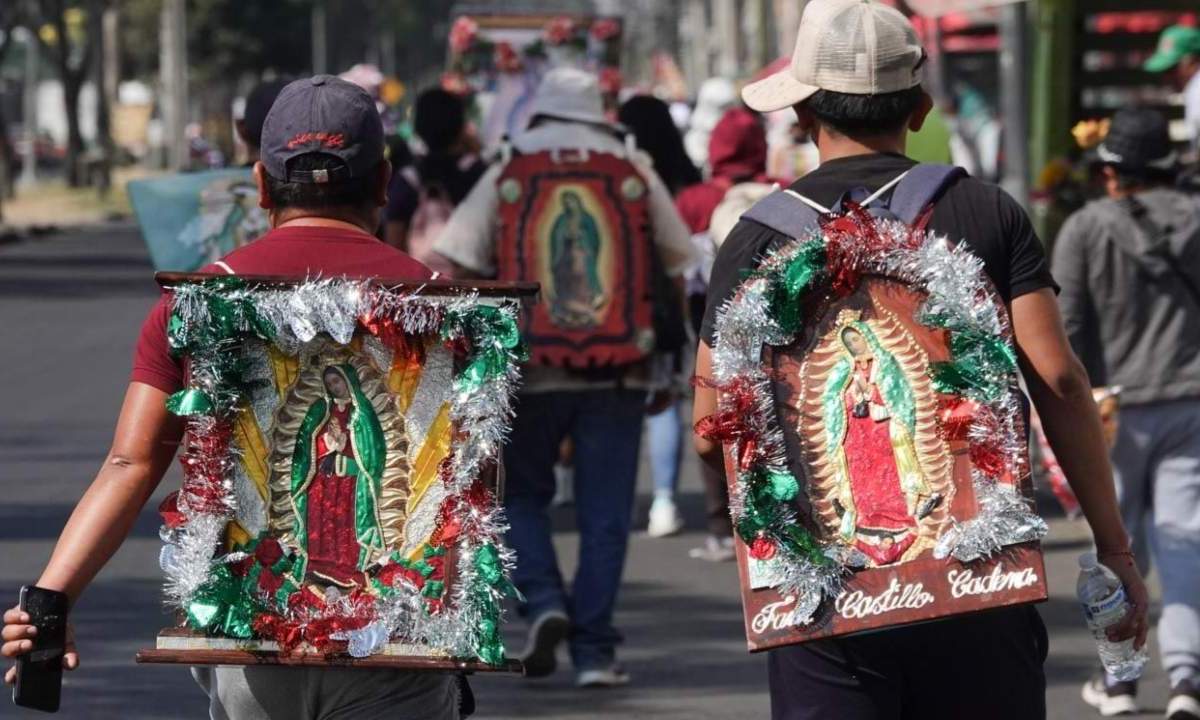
[35,383,181,604]
[37,462,164,603]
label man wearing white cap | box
[693,2,1149,718]
[435,68,693,688]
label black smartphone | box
[12,585,68,713]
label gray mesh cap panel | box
[743,0,925,112]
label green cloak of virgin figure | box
[289,364,387,586]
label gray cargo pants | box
[191,666,459,720]
[1110,399,1200,688]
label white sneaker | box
[552,464,574,507]
[1167,678,1200,720]
[576,665,631,688]
[688,535,736,562]
[1080,674,1139,716]
[646,496,684,538]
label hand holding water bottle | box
[1077,551,1150,681]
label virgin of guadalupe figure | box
[548,190,605,327]
[289,365,387,586]
[822,322,939,566]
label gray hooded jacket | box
[1052,188,1200,406]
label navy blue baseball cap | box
[260,75,384,184]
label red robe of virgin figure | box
[305,403,361,585]
[842,358,917,566]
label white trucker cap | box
[742,0,926,113]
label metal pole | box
[312,1,327,75]
[160,0,187,170]
[998,1,1029,207]
[19,26,37,188]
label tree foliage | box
[120,0,315,85]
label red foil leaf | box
[970,442,1007,478]
[937,396,979,441]
[158,491,187,528]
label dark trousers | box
[769,606,1048,720]
[502,389,645,670]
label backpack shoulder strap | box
[741,189,823,240]
[887,164,967,225]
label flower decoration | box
[494,41,523,74]
[449,16,479,55]
[598,67,623,96]
[1071,118,1110,150]
[544,16,578,46]
[590,18,622,41]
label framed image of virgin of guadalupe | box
[135,274,536,671]
[700,205,1049,650]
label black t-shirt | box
[701,153,1057,345]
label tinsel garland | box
[702,205,1047,624]
[160,277,522,662]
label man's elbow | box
[693,434,722,467]
[1039,356,1094,402]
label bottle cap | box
[1079,551,1098,569]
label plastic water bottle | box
[1076,552,1147,681]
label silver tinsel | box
[709,222,1045,619]
[160,512,227,606]
[933,472,1048,562]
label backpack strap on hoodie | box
[886,164,966,227]
[741,188,824,240]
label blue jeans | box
[646,400,682,499]
[1108,400,1200,687]
[503,389,645,670]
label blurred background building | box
[0,0,1196,231]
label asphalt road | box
[0,225,1169,719]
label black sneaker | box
[1168,678,1200,720]
[519,610,569,679]
[1080,673,1138,716]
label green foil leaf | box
[166,388,214,416]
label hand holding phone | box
[6,586,71,713]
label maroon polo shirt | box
[131,225,432,394]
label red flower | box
[590,18,621,42]
[494,41,523,73]
[377,562,424,589]
[440,72,472,97]
[749,536,777,561]
[449,16,479,55]
[258,568,284,595]
[598,67,623,95]
[254,537,284,567]
[544,16,577,46]
[376,562,406,586]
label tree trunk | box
[44,0,90,187]
[62,73,85,186]
[89,0,112,195]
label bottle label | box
[1083,586,1127,627]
